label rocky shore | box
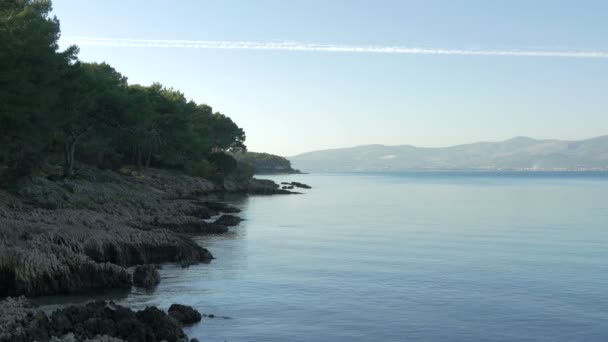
[0,296,204,342]
[0,166,294,297]
[0,165,301,341]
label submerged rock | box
[213,214,243,227]
[132,265,160,288]
[167,304,202,325]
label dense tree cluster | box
[0,0,247,183]
[231,152,301,174]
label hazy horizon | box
[286,134,608,157]
[52,0,608,156]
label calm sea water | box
[46,172,608,341]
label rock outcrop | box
[284,181,312,189]
[167,304,202,325]
[224,178,297,194]
[213,214,243,227]
[0,296,50,342]
[132,265,160,288]
[49,300,189,342]
[0,167,221,297]
[0,166,293,297]
[200,201,241,213]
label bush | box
[209,153,237,176]
[228,160,255,183]
[183,159,217,179]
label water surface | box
[58,173,608,341]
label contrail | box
[61,36,608,59]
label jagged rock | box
[213,215,243,227]
[0,296,50,342]
[0,243,132,297]
[136,307,185,342]
[0,190,213,296]
[1,298,193,342]
[223,178,297,194]
[50,333,127,341]
[288,181,312,189]
[201,201,241,213]
[149,215,228,235]
[133,265,160,288]
[0,166,290,297]
[50,301,187,342]
[167,304,202,325]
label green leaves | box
[0,0,249,182]
[0,0,77,180]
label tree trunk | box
[136,145,142,170]
[146,150,152,169]
[63,139,76,178]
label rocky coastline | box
[0,165,303,341]
[0,296,206,342]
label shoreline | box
[0,165,306,341]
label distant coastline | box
[289,135,608,173]
[303,169,608,174]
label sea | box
[40,172,608,341]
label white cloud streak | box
[61,36,608,59]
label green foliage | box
[0,0,250,183]
[209,113,246,152]
[231,152,300,174]
[209,153,238,177]
[0,0,78,180]
[183,159,217,179]
[228,160,255,183]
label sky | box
[52,0,608,156]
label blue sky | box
[52,0,608,156]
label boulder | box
[132,265,160,288]
[167,304,202,325]
[213,215,243,227]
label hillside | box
[232,152,302,174]
[289,136,608,172]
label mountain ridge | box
[289,135,608,172]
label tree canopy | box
[231,152,301,174]
[1,0,248,183]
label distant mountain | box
[289,136,608,172]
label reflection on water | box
[38,173,608,342]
